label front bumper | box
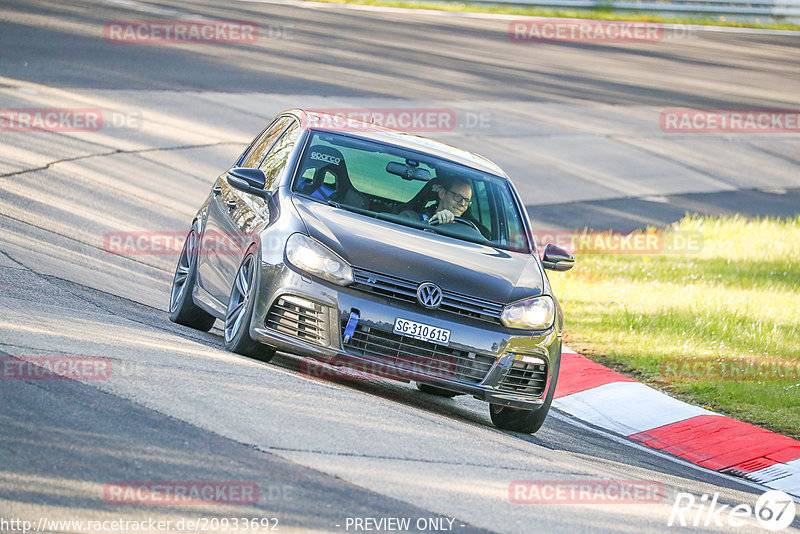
[250,261,561,410]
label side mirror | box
[226,167,270,198]
[542,243,575,271]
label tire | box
[489,352,561,434]
[168,227,216,332]
[223,250,275,362]
[416,383,461,398]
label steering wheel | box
[429,216,486,239]
[430,216,481,232]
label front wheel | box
[489,403,550,434]
[168,227,216,332]
[224,251,275,362]
[489,353,560,434]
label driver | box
[400,175,472,225]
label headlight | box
[285,233,353,286]
[501,296,554,330]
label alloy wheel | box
[225,254,254,343]
[169,230,198,313]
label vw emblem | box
[417,282,443,309]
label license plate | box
[393,318,451,346]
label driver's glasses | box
[448,190,472,206]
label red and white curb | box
[553,348,800,498]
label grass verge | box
[548,215,800,439]
[303,0,800,31]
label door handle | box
[226,200,237,210]
[212,185,222,196]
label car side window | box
[240,116,293,169]
[259,121,301,190]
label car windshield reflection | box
[290,132,530,253]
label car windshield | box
[290,131,530,253]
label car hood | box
[292,196,544,304]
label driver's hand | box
[429,209,455,225]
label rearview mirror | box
[226,167,270,198]
[386,161,431,181]
[542,243,575,271]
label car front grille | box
[342,323,496,384]
[351,267,504,324]
[265,295,328,345]
[497,360,548,396]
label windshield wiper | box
[375,212,440,234]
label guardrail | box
[462,0,800,21]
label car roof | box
[284,108,509,179]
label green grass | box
[549,215,800,438]
[303,0,800,31]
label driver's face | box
[438,182,472,217]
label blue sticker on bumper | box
[342,310,360,343]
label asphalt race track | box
[1,0,799,532]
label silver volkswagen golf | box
[169,109,574,434]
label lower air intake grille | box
[342,323,495,384]
[497,360,548,396]
[265,295,328,345]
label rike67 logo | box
[669,490,796,531]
